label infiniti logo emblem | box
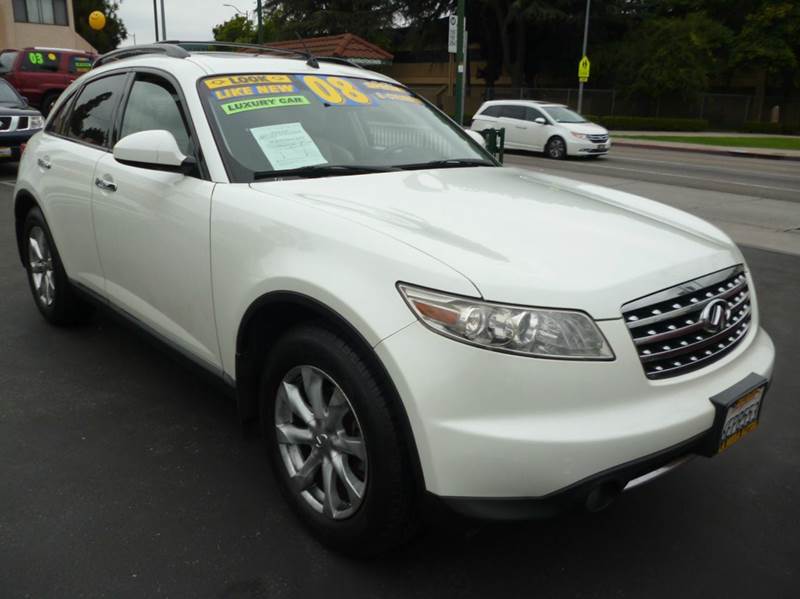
[699,298,731,334]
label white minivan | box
[471,99,611,158]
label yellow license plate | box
[718,385,765,452]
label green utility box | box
[477,128,505,163]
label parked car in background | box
[0,47,94,115]
[471,100,611,159]
[0,77,44,160]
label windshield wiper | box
[252,164,399,181]
[395,158,495,171]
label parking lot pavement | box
[1,167,799,598]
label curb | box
[613,140,800,162]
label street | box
[1,149,799,598]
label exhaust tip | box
[585,482,620,512]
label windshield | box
[199,73,493,181]
[0,51,17,74]
[541,106,587,124]
[0,79,21,104]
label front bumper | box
[566,136,612,156]
[0,129,38,154]
[375,319,774,507]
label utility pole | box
[454,0,465,125]
[577,0,591,113]
[257,0,264,43]
[152,0,159,41]
[160,0,167,40]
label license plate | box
[596,144,606,150]
[718,385,765,452]
[0,147,11,157]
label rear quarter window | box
[479,105,502,118]
[20,50,61,73]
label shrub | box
[589,116,709,131]
[741,121,782,134]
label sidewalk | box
[610,131,800,161]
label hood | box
[250,167,740,319]
[557,121,608,135]
[0,103,39,115]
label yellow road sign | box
[578,56,590,81]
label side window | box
[45,89,76,135]
[66,74,127,148]
[525,107,545,122]
[20,50,60,73]
[480,105,501,118]
[503,105,526,120]
[119,74,194,156]
[69,55,93,74]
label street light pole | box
[160,0,167,40]
[257,0,263,44]
[577,0,591,114]
[454,0,465,125]
[152,0,159,41]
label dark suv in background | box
[0,77,43,160]
[0,47,94,114]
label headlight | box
[29,115,45,129]
[571,132,588,140]
[398,284,614,359]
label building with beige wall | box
[1,0,94,51]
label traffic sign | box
[578,55,590,81]
[448,15,458,53]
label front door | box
[92,72,221,369]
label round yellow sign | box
[88,10,106,31]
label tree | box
[213,15,257,43]
[73,0,127,53]
[263,1,396,46]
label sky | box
[117,0,251,46]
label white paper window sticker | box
[249,122,327,171]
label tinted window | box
[120,75,193,156]
[480,105,501,118]
[499,105,526,120]
[525,107,545,122]
[46,89,76,135]
[0,51,18,74]
[66,74,127,148]
[20,50,60,73]
[69,55,94,74]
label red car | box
[0,47,95,115]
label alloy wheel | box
[28,226,55,307]
[548,137,566,159]
[275,365,368,520]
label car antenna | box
[295,34,319,69]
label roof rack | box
[93,43,189,68]
[93,41,365,70]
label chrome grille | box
[621,266,751,379]
[587,133,608,143]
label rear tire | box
[545,136,568,159]
[260,324,419,555]
[23,207,93,325]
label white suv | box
[471,99,611,158]
[13,43,774,554]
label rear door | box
[497,105,530,148]
[91,70,220,368]
[31,72,129,295]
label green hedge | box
[741,121,799,134]
[590,116,709,131]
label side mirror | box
[21,95,29,104]
[465,129,486,148]
[113,129,195,174]
[534,117,547,125]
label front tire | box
[545,136,568,159]
[260,324,418,555]
[23,207,92,325]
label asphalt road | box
[1,153,799,598]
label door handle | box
[94,176,117,192]
[37,157,51,170]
